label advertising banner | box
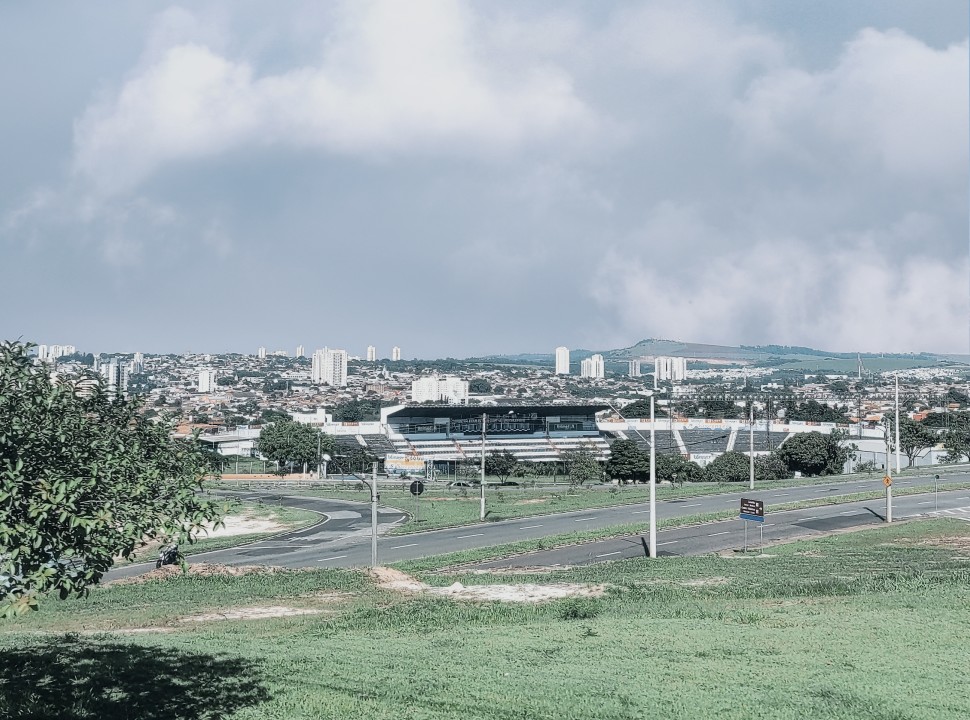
[384,453,427,476]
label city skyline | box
[1,2,967,356]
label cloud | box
[72,0,597,196]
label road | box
[104,473,970,580]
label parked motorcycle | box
[156,543,180,569]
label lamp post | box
[480,412,487,521]
[649,392,656,558]
[894,373,901,474]
[749,401,755,490]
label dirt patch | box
[181,606,325,622]
[515,499,549,505]
[444,566,574,575]
[680,576,731,587]
[104,563,284,586]
[201,514,288,537]
[368,567,604,602]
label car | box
[448,480,479,488]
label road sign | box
[409,480,425,496]
[739,497,764,523]
[883,476,892,487]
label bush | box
[556,597,602,620]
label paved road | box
[104,473,970,580]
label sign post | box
[409,480,425,525]
[740,498,765,554]
[884,475,892,523]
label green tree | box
[704,451,751,483]
[942,428,970,463]
[606,439,648,483]
[0,341,223,616]
[469,378,491,393]
[887,417,939,467]
[484,451,519,482]
[255,421,333,475]
[562,446,602,486]
[777,431,852,476]
[754,453,792,482]
[620,400,666,418]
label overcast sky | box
[2,1,967,358]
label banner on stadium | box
[385,453,427,476]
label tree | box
[484,451,519,482]
[620,400,666,418]
[255,420,333,475]
[0,341,223,616]
[606,440,648,483]
[704,451,751,483]
[887,417,939,467]
[561,446,602,486]
[754,453,792,482]
[469,378,491,393]
[777,431,852,476]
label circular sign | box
[409,480,425,496]
[883,476,892,487]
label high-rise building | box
[36,345,49,361]
[198,369,217,393]
[101,360,129,396]
[257,347,266,359]
[411,375,469,404]
[628,360,641,377]
[296,345,305,358]
[655,356,687,382]
[311,347,348,387]
[580,354,605,379]
[366,345,377,362]
[555,346,570,375]
[132,352,144,374]
[391,346,401,361]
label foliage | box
[484,451,519,482]
[468,378,491,393]
[333,399,381,422]
[563,446,603,486]
[782,400,848,422]
[605,439,648,483]
[0,340,223,616]
[777,431,852,476]
[887,417,939,467]
[255,420,333,475]
[703,451,751,482]
[620,399,666,418]
[941,428,970,463]
[754,453,793,482]
[259,409,291,423]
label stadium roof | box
[385,404,610,420]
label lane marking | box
[917,501,933,505]
[456,533,485,539]
[762,523,775,527]
[631,510,649,515]
[774,493,790,497]
[724,499,737,503]
[839,511,857,515]
[390,543,418,550]
[683,503,702,507]
[708,531,730,537]
[519,524,543,530]
[596,551,622,558]
[802,516,818,521]
[317,555,347,562]
[575,517,598,522]
[657,540,678,546]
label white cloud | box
[72,0,597,195]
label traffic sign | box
[409,480,425,496]
[740,497,764,523]
[883,476,892,487]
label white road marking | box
[657,540,678,546]
[762,523,775,527]
[683,503,702,507]
[724,499,737,503]
[840,511,857,515]
[317,555,347,562]
[918,501,933,505]
[708,531,730,537]
[774,493,790,497]
[631,510,649,515]
[575,517,598,522]
[519,524,543,530]
[802,516,818,521]
[390,543,418,549]
[596,551,622,558]
[456,533,485,539]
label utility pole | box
[749,401,755,490]
[480,412,487,521]
[649,393,657,558]
[895,374,901,474]
[371,462,379,566]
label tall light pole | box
[480,412,487,521]
[749,401,755,490]
[894,374,901,473]
[649,391,657,558]
[370,461,378,566]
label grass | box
[208,468,970,536]
[2,520,969,718]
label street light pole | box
[895,374,901,474]
[480,412,487,521]
[370,461,378,566]
[749,401,755,490]
[649,394,657,558]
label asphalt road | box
[104,473,970,580]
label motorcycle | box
[156,543,180,569]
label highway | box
[104,473,970,580]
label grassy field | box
[1,519,968,719]
[209,468,970,536]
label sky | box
[1,1,967,358]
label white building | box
[628,360,641,377]
[367,345,377,362]
[580,354,605,379]
[311,347,348,387]
[555,346,570,375]
[36,344,48,361]
[296,345,305,358]
[411,375,469,404]
[391,346,401,361]
[198,369,217,393]
[655,356,687,382]
[257,346,266,359]
[101,360,129,395]
[132,352,144,374]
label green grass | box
[208,468,970,536]
[2,520,969,718]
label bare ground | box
[368,567,605,603]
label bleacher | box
[734,431,790,451]
[390,435,611,463]
[618,431,679,454]
[679,429,732,453]
[360,434,396,457]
